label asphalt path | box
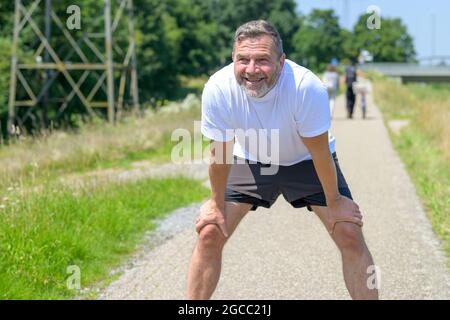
[99,92,449,300]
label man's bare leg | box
[311,205,379,300]
[186,202,252,299]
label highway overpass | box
[360,63,450,83]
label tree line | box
[0,0,416,136]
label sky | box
[295,0,450,62]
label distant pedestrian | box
[322,64,340,118]
[352,76,372,119]
[345,61,357,119]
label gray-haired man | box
[186,20,378,300]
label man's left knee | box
[333,223,365,254]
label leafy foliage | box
[291,9,342,71]
[0,1,417,136]
[350,14,416,63]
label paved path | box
[99,92,449,300]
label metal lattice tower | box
[7,0,140,134]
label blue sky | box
[295,0,450,61]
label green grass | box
[0,90,212,299]
[0,131,183,194]
[0,103,203,191]
[89,134,209,172]
[47,132,179,173]
[394,126,450,256]
[372,77,450,258]
[0,177,209,299]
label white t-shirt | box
[201,59,335,165]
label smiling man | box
[186,20,378,300]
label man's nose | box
[246,60,259,74]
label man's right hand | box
[195,199,229,238]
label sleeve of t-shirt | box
[295,71,331,137]
[201,82,235,142]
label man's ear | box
[231,51,235,61]
[279,53,286,68]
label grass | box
[0,100,202,191]
[372,76,450,257]
[0,176,210,299]
[0,94,212,299]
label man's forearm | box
[302,132,340,204]
[310,150,340,203]
[208,140,234,208]
[209,163,231,208]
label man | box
[186,20,378,300]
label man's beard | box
[240,80,270,98]
[240,66,281,98]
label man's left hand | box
[325,195,363,234]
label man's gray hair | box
[233,20,284,57]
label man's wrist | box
[325,192,342,206]
[210,196,225,210]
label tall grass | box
[372,77,450,256]
[405,83,450,160]
[0,102,202,191]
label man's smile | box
[243,77,265,84]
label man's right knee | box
[197,224,226,251]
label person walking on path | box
[323,64,340,119]
[345,61,358,119]
[352,74,372,119]
[186,20,378,300]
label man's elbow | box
[210,140,234,165]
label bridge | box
[360,62,450,83]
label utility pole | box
[104,0,115,124]
[42,0,51,128]
[7,0,21,135]
[128,0,140,114]
[343,0,350,30]
[431,13,436,65]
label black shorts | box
[224,152,353,211]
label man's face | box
[233,35,285,98]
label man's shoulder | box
[206,63,235,88]
[283,59,323,91]
[284,59,310,77]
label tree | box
[267,0,300,57]
[351,14,416,62]
[291,9,342,71]
[0,38,12,123]
[169,0,225,76]
[133,0,183,104]
[209,0,300,68]
[0,1,15,38]
[340,28,359,63]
